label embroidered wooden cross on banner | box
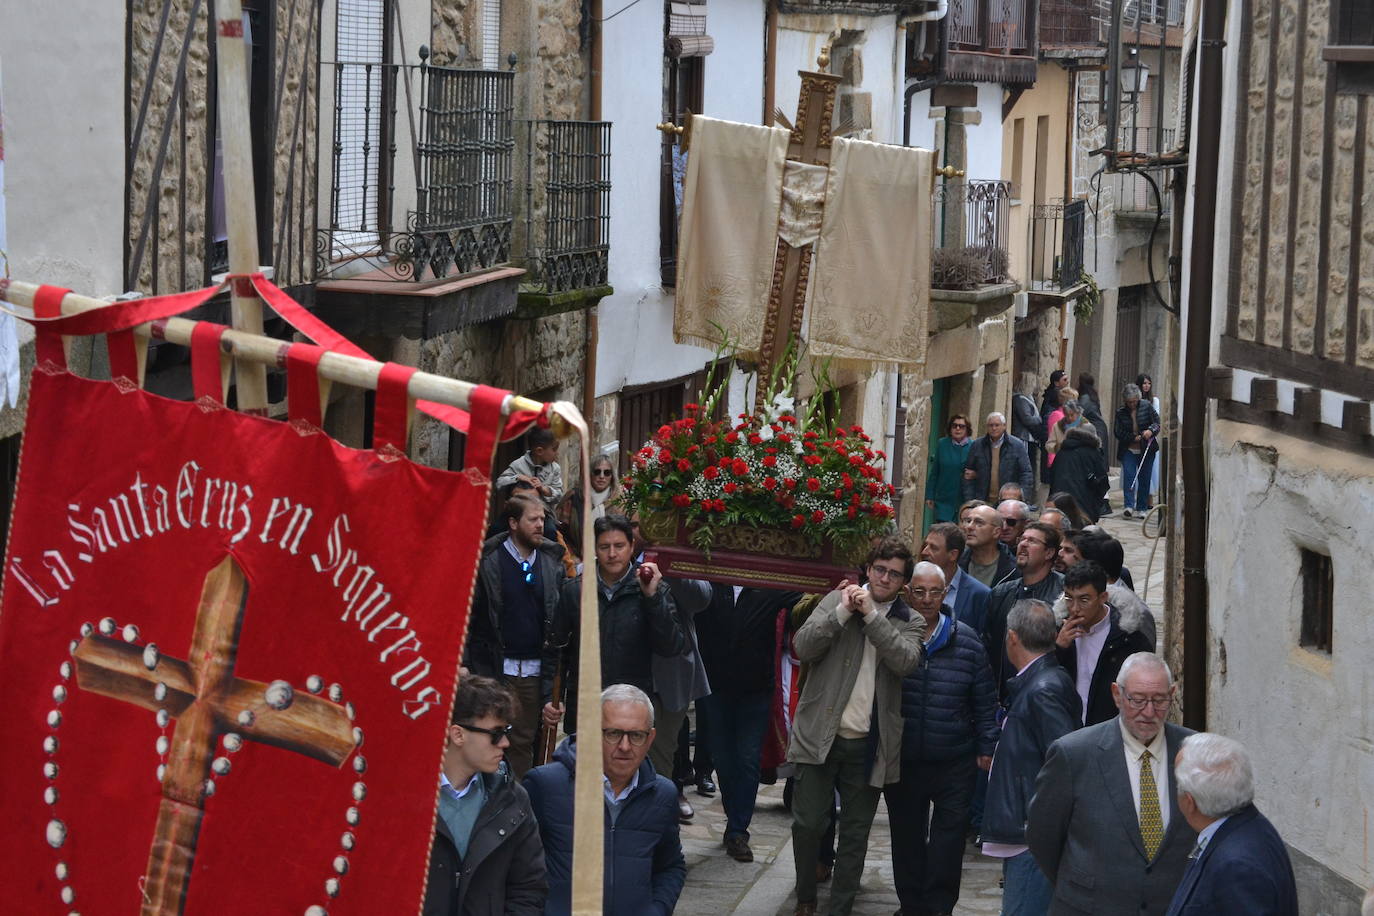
[73,555,356,914]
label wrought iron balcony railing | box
[1028,199,1087,292]
[933,179,1013,286]
[317,63,515,282]
[1039,0,1098,46]
[516,120,612,295]
[950,0,1032,53]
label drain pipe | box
[900,0,947,145]
[1180,0,1226,730]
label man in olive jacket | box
[788,537,926,916]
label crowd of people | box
[425,414,1321,916]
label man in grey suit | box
[1026,652,1196,915]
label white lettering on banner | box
[10,462,445,721]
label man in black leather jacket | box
[980,599,1080,915]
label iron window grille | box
[516,119,612,294]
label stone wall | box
[1232,0,1374,369]
[402,309,587,470]
[127,0,212,295]
[269,0,320,288]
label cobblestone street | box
[677,494,1169,915]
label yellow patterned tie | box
[1139,750,1164,859]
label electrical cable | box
[597,0,649,22]
[1140,170,1178,315]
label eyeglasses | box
[868,565,906,582]
[1019,537,1049,549]
[592,469,614,478]
[602,728,651,747]
[520,559,534,585]
[906,587,947,598]
[1121,693,1172,711]
[458,722,514,744]
[950,422,968,429]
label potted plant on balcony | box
[618,344,896,592]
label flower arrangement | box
[618,345,896,556]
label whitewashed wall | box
[904,80,1004,182]
[1204,422,1374,896]
[595,0,765,396]
[0,2,124,295]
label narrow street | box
[677,494,1168,916]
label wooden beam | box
[1292,387,1322,424]
[1204,365,1234,401]
[1249,377,1279,412]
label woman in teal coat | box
[925,415,974,523]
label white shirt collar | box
[1118,716,1169,762]
[503,536,536,565]
[603,770,640,804]
[1196,815,1230,852]
[440,771,482,798]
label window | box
[1299,547,1334,654]
[1010,117,1024,201]
[618,377,693,473]
[329,0,395,259]
[660,55,703,287]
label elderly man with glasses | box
[525,683,686,916]
[787,537,926,916]
[885,561,998,916]
[1027,653,1196,915]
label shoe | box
[677,793,694,822]
[695,777,717,797]
[815,862,833,883]
[795,904,818,916]
[1122,508,1134,518]
[724,835,754,862]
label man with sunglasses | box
[464,493,567,777]
[787,537,925,916]
[424,675,546,916]
[1027,652,1195,915]
[525,684,686,916]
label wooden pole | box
[213,0,269,414]
[0,280,550,421]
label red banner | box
[0,365,497,913]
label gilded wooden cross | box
[73,555,356,915]
[754,52,843,410]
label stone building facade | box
[1189,0,1374,909]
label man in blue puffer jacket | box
[524,683,686,915]
[885,561,1000,916]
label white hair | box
[998,499,1030,519]
[1176,733,1255,818]
[1115,651,1173,688]
[911,561,946,586]
[986,411,1007,425]
[601,684,654,727]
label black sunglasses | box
[592,469,614,477]
[458,722,514,744]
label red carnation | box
[763,455,778,468]
[778,433,793,444]
[672,493,693,508]
[770,424,783,433]
[762,476,778,491]
[713,499,727,512]
[748,434,763,445]
[723,482,739,495]
[811,509,825,524]
[725,431,740,444]
[803,431,819,440]
[701,499,714,511]
[657,424,673,439]
[779,415,796,425]
[849,454,865,467]
[847,506,858,519]
[804,454,823,466]
[806,477,821,492]
[719,456,733,468]
[791,514,806,529]
[731,459,750,476]
[676,458,692,472]
[850,425,864,434]
[867,481,880,495]
[704,465,721,480]
[705,435,718,445]
[682,417,696,428]
[876,450,887,460]
[685,402,700,411]
[687,444,700,454]
[833,488,844,500]
[842,473,854,489]
[658,448,674,463]
[784,478,798,490]
[639,446,654,457]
